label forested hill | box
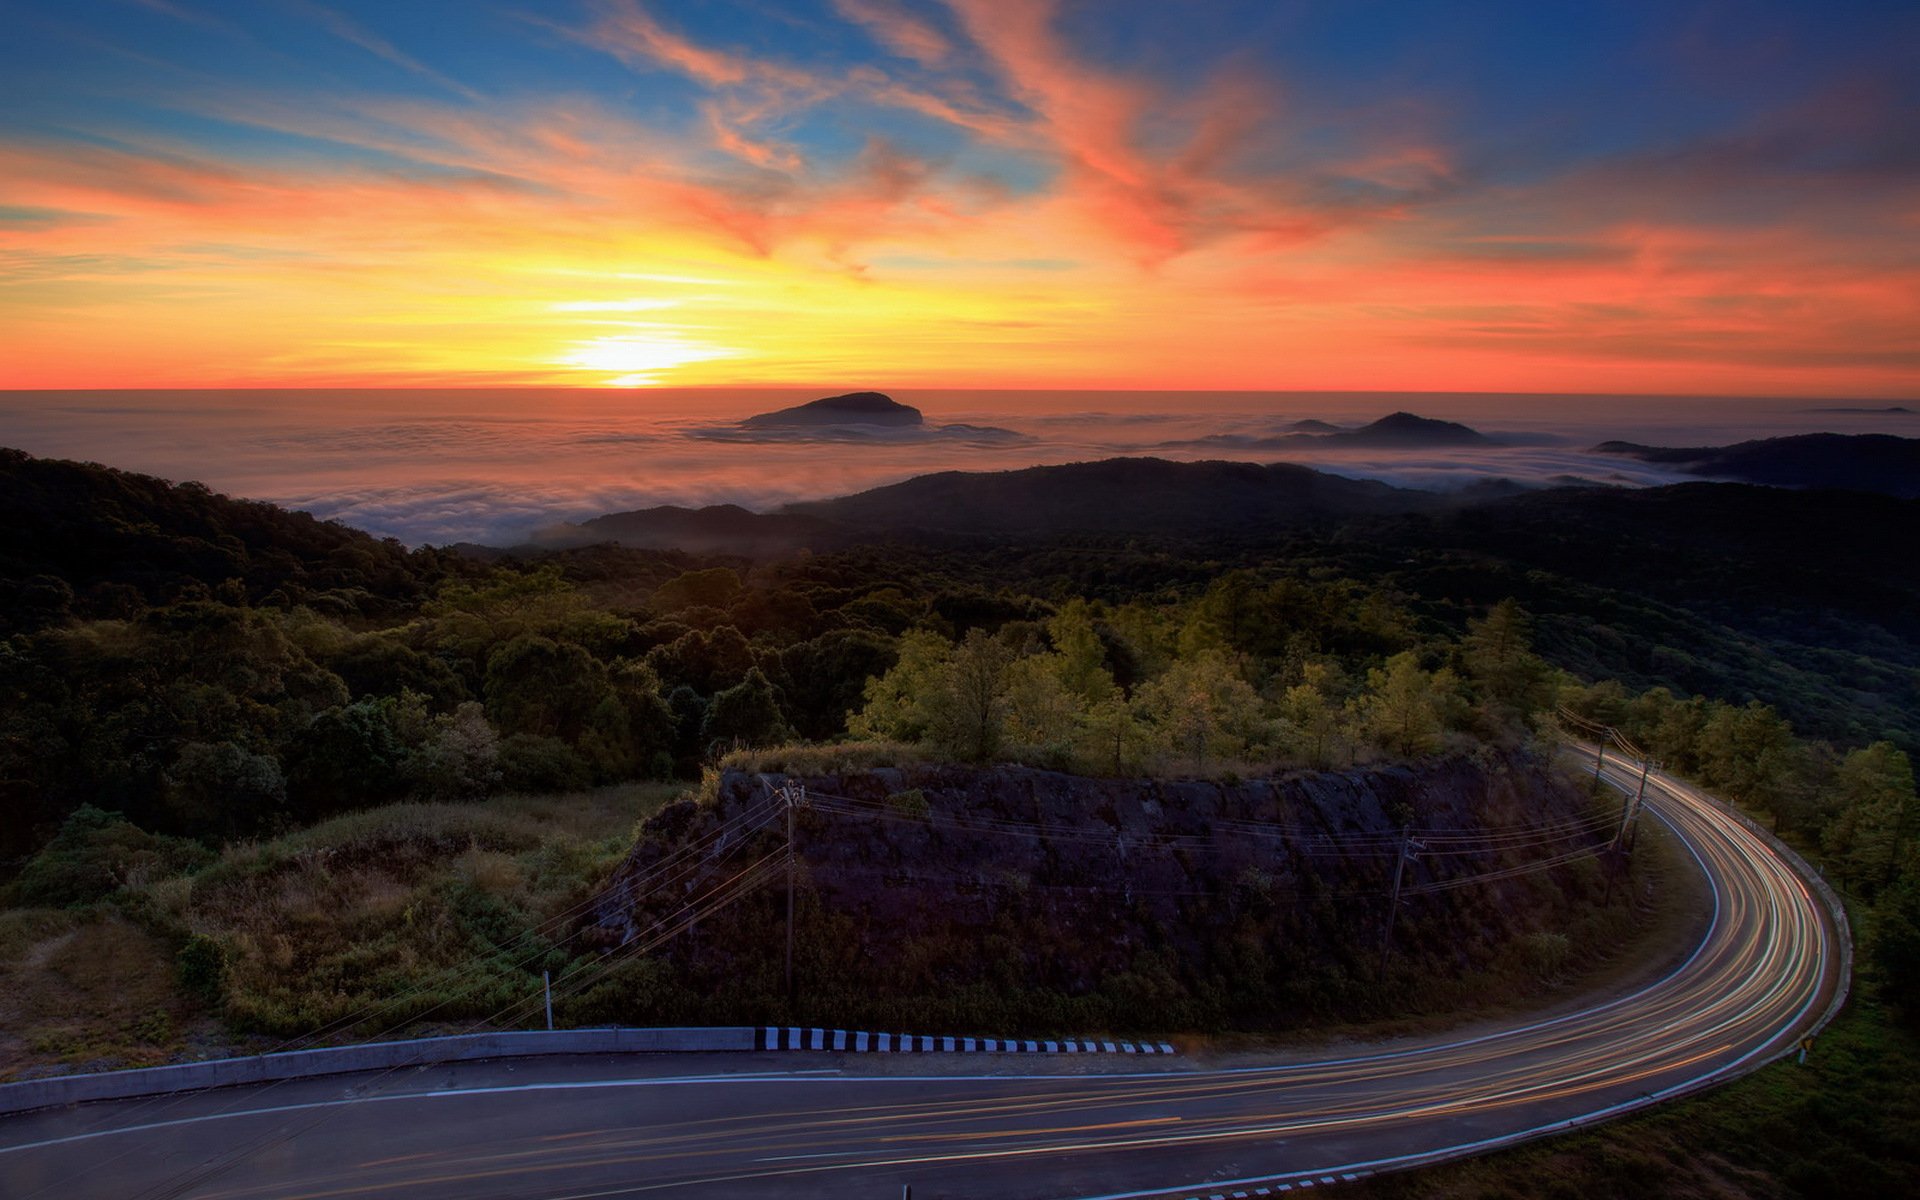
[782,457,1445,533]
[1593,432,1920,497]
[0,448,457,628]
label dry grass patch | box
[0,911,210,1080]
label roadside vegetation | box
[0,783,675,1079]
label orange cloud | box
[833,0,954,66]
[0,2,1915,398]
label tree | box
[1462,599,1551,716]
[1282,661,1345,769]
[1875,877,1920,1018]
[1135,649,1267,775]
[849,630,952,743]
[774,629,897,740]
[482,635,608,742]
[651,567,742,613]
[928,629,1017,762]
[284,699,409,819]
[1362,651,1454,759]
[1001,654,1084,753]
[1077,694,1149,776]
[165,741,286,836]
[407,702,502,801]
[1698,701,1803,825]
[1824,742,1916,893]
[703,667,792,750]
[1624,687,1710,773]
[1047,599,1116,703]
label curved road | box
[0,761,1846,1200]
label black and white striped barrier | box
[1175,1172,1372,1197]
[756,1027,1177,1055]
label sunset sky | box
[2,0,1917,395]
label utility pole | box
[784,785,802,1003]
[543,970,553,1031]
[1379,832,1422,976]
[1593,737,1607,783]
[1628,757,1650,847]
[1602,754,1653,907]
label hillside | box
[535,504,843,556]
[784,456,1443,534]
[0,448,456,629]
[1593,432,1920,497]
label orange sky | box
[2,0,1917,397]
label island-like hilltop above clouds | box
[739,392,923,429]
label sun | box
[556,329,740,386]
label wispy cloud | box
[0,0,1915,395]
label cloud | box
[285,0,485,103]
[3,0,1916,395]
[684,420,1027,446]
[833,0,953,66]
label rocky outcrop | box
[589,749,1613,1032]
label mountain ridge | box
[1593,432,1920,498]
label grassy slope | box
[0,783,680,1080]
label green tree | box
[1135,649,1267,775]
[1362,651,1455,759]
[1047,599,1116,703]
[1875,877,1920,1017]
[1001,654,1085,753]
[928,629,1017,762]
[164,740,286,836]
[1281,661,1345,769]
[1824,742,1916,893]
[284,699,409,818]
[1077,694,1149,776]
[651,567,742,613]
[407,702,502,800]
[774,629,898,740]
[849,629,952,743]
[1698,700,1803,826]
[483,635,609,742]
[703,667,792,750]
[1462,598,1551,716]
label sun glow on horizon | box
[556,328,743,387]
[0,1,1914,397]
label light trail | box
[0,758,1847,1200]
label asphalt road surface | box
[0,761,1845,1199]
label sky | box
[2,0,1917,396]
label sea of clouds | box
[2,390,1913,546]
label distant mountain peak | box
[741,391,922,429]
[1343,412,1491,446]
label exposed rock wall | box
[588,748,1612,1032]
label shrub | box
[176,933,228,1001]
[7,807,212,908]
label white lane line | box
[0,1072,847,1156]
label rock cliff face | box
[588,750,1613,1032]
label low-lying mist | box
[1,388,1912,545]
